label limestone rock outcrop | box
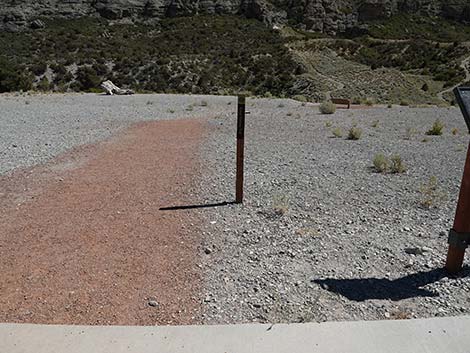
[1,0,469,33]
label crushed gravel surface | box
[0,93,228,174]
[1,93,469,325]
[197,98,470,324]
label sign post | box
[236,95,246,204]
[445,87,470,273]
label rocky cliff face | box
[1,0,469,33]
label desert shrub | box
[75,66,101,91]
[452,128,459,135]
[0,58,33,92]
[390,155,406,173]
[272,194,289,216]
[352,97,361,105]
[347,126,362,140]
[30,61,48,76]
[325,121,332,128]
[292,94,307,102]
[332,127,343,138]
[319,101,336,114]
[400,100,410,106]
[371,120,379,128]
[387,103,393,108]
[363,97,375,106]
[373,154,389,173]
[404,127,417,140]
[420,176,445,209]
[37,77,51,91]
[200,100,208,107]
[426,119,444,136]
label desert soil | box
[1,93,470,326]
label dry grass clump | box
[419,176,446,209]
[319,101,336,114]
[390,155,406,173]
[373,154,406,174]
[373,154,389,173]
[400,99,410,106]
[272,194,290,216]
[332,127,343,138]
[293,95,308,103]
[347,126,362,140]
[404,127,417,140]
[426,119,444,136]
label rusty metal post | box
[236,95,246,204]
[445,141,470,273]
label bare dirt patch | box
[0,119,206,326]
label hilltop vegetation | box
[0,13,469,104]
[0,16,298,95]
[284,14,470,103]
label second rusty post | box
[236,95,246,204]
[445,141,470,273]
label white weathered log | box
[101,80,134,95]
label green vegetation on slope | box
[367,14,470,42]
[0,16,298,94]
[328,39,467,88]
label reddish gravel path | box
[0,119,206,325]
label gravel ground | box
[197,98,470,324]
[1,93,469,325]
[0,93,228,174]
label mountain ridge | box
[2,0,469,33]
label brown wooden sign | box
[331,98,351,109]
[236,96,246,204]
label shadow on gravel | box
[160,201,235,211]
[313,267,470,301]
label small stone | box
[204,247,212,254]
[405,247,424,255]
[148,300,158,307]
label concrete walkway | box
[1,316,469,353]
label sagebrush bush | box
[347,127,362,140]
[400,99,410,106]
[420,176,445,209]
[404,127,416,140]
[332,127,343,138]
[390,154,406,173]
[272,194,289,216]
[426,119,444,136]
[373,154,389,173]
[319,101,336,114]
[292,94,308,102]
